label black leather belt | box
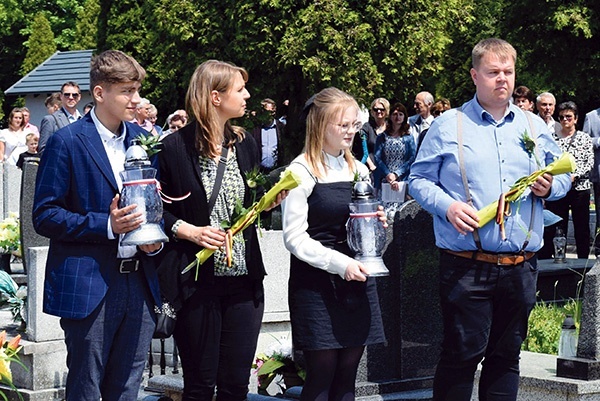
[118,257,139,273]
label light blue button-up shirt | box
[409,96,571,253]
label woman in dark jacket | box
[156,60,285,401]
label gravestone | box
[356,200,441,396]
[557,258,600,380]
[20,162,49,273]
[6,246,68,401]
[1,162,21,219]
[25,246,63,342]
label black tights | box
[300,347,364,401]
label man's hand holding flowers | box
[530,172,553,198]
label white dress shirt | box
[261,120,278,168]
[90,108,137,258]
[282,152,370,278]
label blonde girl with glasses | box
[282,87,386,401]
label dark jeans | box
[61,267,155,401]
[432,252,538,401]
[539,189,591,259]
[174,276,265,401]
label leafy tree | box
[436,0,505,106]
[72,0,99,50]
[0,0,84,118]
[0,0,28,117]
[20,12,56,75]
[502,0,600,114]
[18,0,85,49]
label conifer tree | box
[72,0,99,50]
[20,13,56,75]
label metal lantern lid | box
[562,315,576,330]
[124,142,151,169]
[352,181,375,201]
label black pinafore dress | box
[288,179,385,351]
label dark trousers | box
[174,276,265,401]
[432,252,538,401]
[540,189,591,259]
[61,267,156,401]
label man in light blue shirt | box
[409,38,571,401]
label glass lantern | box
[553,227,567,264]
[119,140,168,246]
[346,181,389,277]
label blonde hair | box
[304,87,359,179]
[472,38,517,69]
[186,60,248,158]
[370,97,390,118]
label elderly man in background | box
[536,92,561,134]
[409,91,434,148]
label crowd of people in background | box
[1,36,600,401]
[349,84,600,260]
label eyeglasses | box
[558,114,574,121]
[372,107,385,113]
[334,122,362,133]
[62,92,80,99]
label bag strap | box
[207,146,229,214]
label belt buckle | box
[119,258,139,273]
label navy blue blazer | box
[33,113,161,319]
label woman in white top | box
[0,108,27,163]
[282,87,386,401]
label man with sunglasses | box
[39,81,83,152]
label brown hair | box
[45,92,62,108]
[389,102,410,135]
[186,60,248,158]
[513,85,535,103]
[90,50,146,89]
[8,108,25,130]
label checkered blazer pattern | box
[33,113,161,319]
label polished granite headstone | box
[20,162,49,273]
[557,258,600,380]
[356,200,441,395]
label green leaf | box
[257,358,286,376]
